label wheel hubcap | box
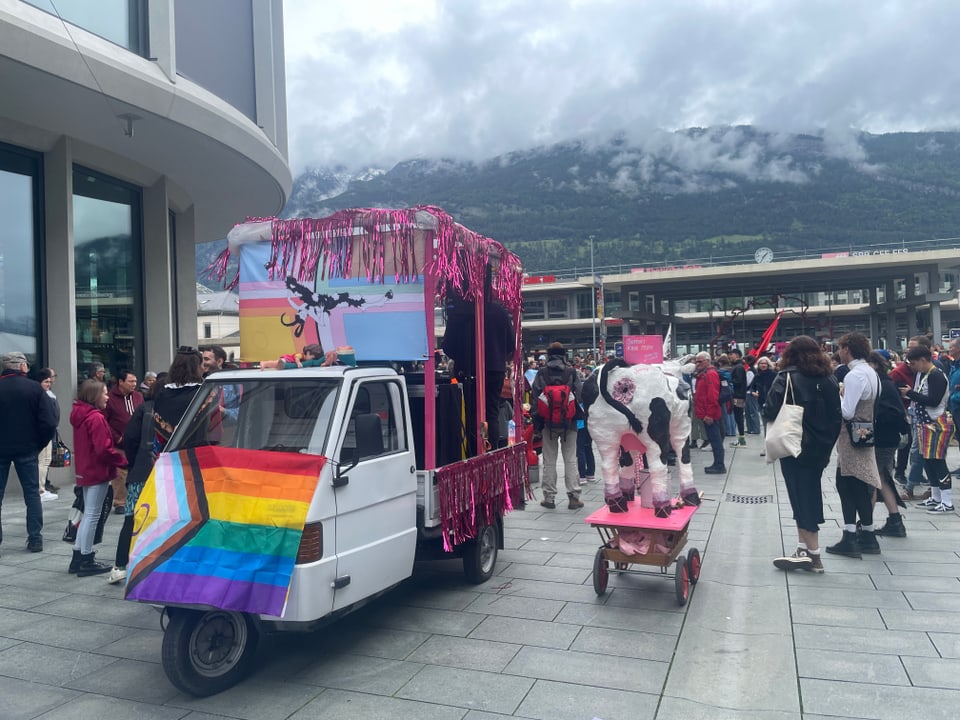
[479,526,496,573]
[189,612,247,677]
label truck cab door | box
[331,378,418,611]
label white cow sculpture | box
[584,358,699,517]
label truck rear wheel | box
[162,609,259,697]
[463,523,498,584]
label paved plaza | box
[0,439,958,720]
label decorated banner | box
[623,335,664,364]
[125,447,324,617]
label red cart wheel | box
[674,558,689,606]
[593,549,609,595]
[686,547,701,585]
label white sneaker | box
[40,491,58,502]
[106,566,127,584]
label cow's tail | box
[598,358,643,434]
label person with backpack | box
[867,352,909,538]
[532,342,584,510]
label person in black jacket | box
[0,352,59,553]
[764,336,842,573]
[867,352,909,537]
[728,348,748,447]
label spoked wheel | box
[162,609,259,697]
[463,522,499,584]
[686,547,701,585]
[674,558,690,606]
[593,548,609,595]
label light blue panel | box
[344,312,429,361]
[239,242,271,283]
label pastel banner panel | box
[623,335,664,365]
[125,446,325,617]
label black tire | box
[675,558,689,606]
[162,609,259,697]
[686,547,701,585]
[463,523,498,584]
[593,548,609,595]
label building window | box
[576,291,592,317]
[547,298,568,319]
[0,143,41,362]
[23,0,147,55]
[522,298,545,320]
[73,167,143,380]
[203,322,212,339]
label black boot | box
[68,550,82,574]
[874,514,906,538]
[76,552,112,577]
[858,530,881,555]
[825,530,861,559]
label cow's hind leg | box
[646,398,675,517]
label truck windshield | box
[165,377,342,456]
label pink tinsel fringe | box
[208,207,524,318]
[435,444,529,552]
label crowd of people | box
[0,344,228,579]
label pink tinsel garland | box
[435,444,529,552]
[208,207,524,318]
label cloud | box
[284,0,960,174]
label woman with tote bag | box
[763,336,842,573]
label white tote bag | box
[765,372,804,463]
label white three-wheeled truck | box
[125,208,528,696]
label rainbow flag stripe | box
[125,446,325,616]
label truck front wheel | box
[162,609,259,697]
[463,522,498,584]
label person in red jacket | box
[693,352,725,474]
[103,369,143,514]
[69,379,126,577]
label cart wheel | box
[593,549,609,595]
[686,547,701,585]
[463,522,499,584]
[674,558,689,606]
[162,609,259,697]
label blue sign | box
[614,341,624,358]
[950,328,960,339]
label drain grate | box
[725,493,774,504]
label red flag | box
[750,311,782,358]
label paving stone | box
[28,693,187,720]
[879,607,960,633]
[902,656,960,689]
[93,628,166,664]
[513,678,659,720]
[394,664,533,714]
[791,604,885,629]
[504,527,577,543]
[569,624,677,661]
[496,548,554,565]
[517,539,597,556]
[504,644,667,694]
[294,652,423,694]
[886,561,960,577]
[64,657,181,703]
[287,687,465,720]
[678,581,791,635]
[603,585,687,612]
[800,676,960,718]
[782,569,878,589]
[476,577,608,604]
[32,593,160,630]
[0,641,119,685]
[555,601,684,634]
[468,615,580,650]
[870,574,960,592]
[656,696,800,720]
[793,624,939,657]
[388,586,482,611]
[787,585,911,610]
[5,614,137,652]
[494,561,592,585]
[0,582,68,609]
[929,632,960,658]
[361,604,484,637]
[904,591,960,611]
[0,674,81,719]
[165,678,322,720]
[405,634,520,672]
[797,647,910,685]
[461,592,565,622]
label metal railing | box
[548,236,960,282]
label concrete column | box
[885,279,897,347]
[867,288,880,346]
[175,206,198,349]
[905,274,918,339]
[930,301,942,342]
[142,177,174,373]
[667,300,676,358]
[147,0,176,83]
[43,137,76,444]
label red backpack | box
[537,369,577,430]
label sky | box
[283,0,960,175]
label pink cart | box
[584,501,702,605]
